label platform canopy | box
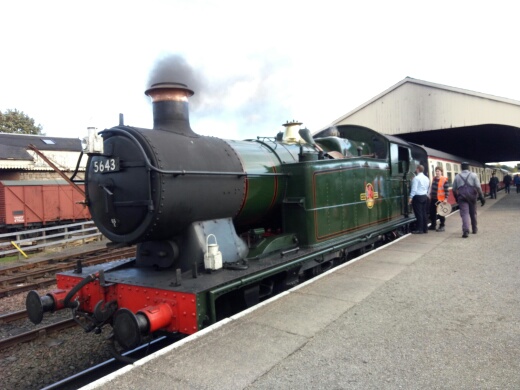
[325,77,520,164]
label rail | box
[0,221,102,259]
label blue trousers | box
[459,200,477,233]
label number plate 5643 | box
[92,157,119,173]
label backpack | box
[457,174,478,202]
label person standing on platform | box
[452,162,485,238]
[503,173,512,194]
[428,167,449,232]
[489,172,499,199]
[408,164,430,234]
[514,174,520,193]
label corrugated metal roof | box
[0,160,35,169]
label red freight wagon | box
[0,180,90,230]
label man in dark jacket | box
[489,172,499,199]
[514,174,520,193]
[503,173,512,194]
[452,162,485,238]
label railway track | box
[0,308,27,322]
[0,245,137,353]
[0,307,182,388]
[0,238,382,388]
[41,336,177,390]
[0,246,136,297]
[0,317,76,351]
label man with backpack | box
[452,162,485,238]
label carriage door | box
[389,143,411,216]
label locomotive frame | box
[26,81,500,357]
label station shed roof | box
[324,77,520,163]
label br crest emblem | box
[360,183,379,209]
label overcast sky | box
[1,0,519,164]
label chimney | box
[144,82,197,137]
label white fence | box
[0,221,102,259]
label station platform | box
[84,192,520,390]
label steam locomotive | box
[26,81,472,356]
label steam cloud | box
[146,53,295,138]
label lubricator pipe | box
[63,272,99,308]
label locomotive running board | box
[206,215,414,323]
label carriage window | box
[446,163,452,182]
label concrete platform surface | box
[84,192,520,390]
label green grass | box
[0,255,22,264]
[0,253,33,265]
